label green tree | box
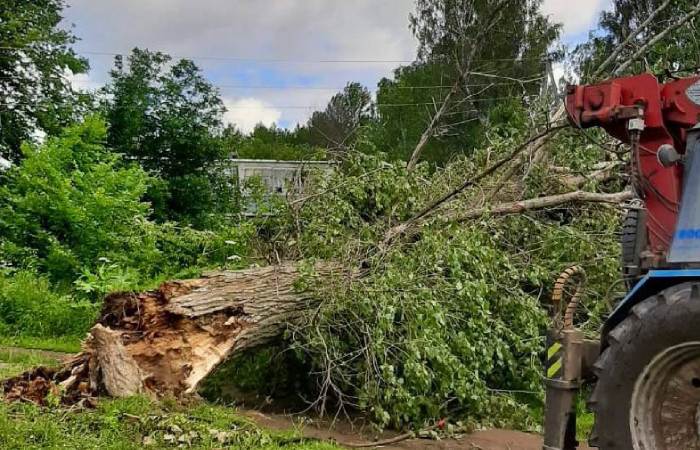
[575,1,700,79]
[234,124,325,161]
[373,0,559,165]
[104,48,231,224]
[0,116,251,292]
[375,62,484,163]
[307,82,373,151]
[0,0,89,161]
[0,116,152,284]
[410,0,559,91]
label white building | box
[229,159,334,214]
[232,159,333,195]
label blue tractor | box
[543,73,700,450]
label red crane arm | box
[565,73,700,263]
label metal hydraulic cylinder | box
[542,328,584,450]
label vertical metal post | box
[542,328,583,450]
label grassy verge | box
[0,349,340,450]
[0,348,62,379]
[0,398,340,450]
[576,395,594,441]
[0,335,82,354]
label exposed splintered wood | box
[2,263,341,406]
[90,324,143,397]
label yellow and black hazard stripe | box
[546,341,563,379]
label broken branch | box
[446,190,634,222]
[384,124,568,245]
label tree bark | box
[3,263,342,405]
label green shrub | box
[0,270,97,338]
[0,117,254,302]
[0,116,152,285]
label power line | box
[0,94,535,111]
[0,46,548,65]
[63,79,543,91]
[0,74,545,92]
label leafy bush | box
[0,116,152,285]
[0,116,253,339]
[0,117,253,298]
[0,270,96,338]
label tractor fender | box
[602,269,700,344]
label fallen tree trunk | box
[3,263,342,405]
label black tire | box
[620,210,638,267]
[589,282,700,449]
[621,209,643,289]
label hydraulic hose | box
[551,266,587,330]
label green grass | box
[0,397,341,450]
[0,348,339,450]
[576,394,594,442]
[0,335,82,354]
[0,347,63,379]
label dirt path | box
[242,409,591,449]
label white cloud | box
[67,71,102,91]
[61,0,611,129]
[542,0,612,37]
[223,98,282,133]
[62,0,417,128]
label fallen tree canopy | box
[1,140,631,430]
[2,178,629,421]
[3,263,342,405]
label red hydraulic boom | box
[566,73,700,265]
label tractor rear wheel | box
[589,282,700,449]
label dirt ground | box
[242,409,592,449]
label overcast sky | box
[63,0,611,133]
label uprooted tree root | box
[3,263,341,406]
